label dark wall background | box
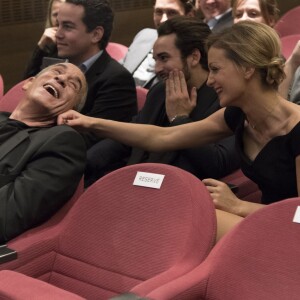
[0,0,298,92]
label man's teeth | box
[44,84,59,98]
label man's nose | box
[55,27,63,39]
[55,75,66,88]
[161,13,168,23]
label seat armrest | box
[0,270,85,299]
[0,244,17,264]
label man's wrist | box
[169,114,189,123]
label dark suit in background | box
[211,9,233,32]
[85,82,239,187]
[23,45,59,79]
[0,112,86,243]
[81,50,138,148]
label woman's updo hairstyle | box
[206,21,285,89]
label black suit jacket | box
[212,9,233,32]
[23,45,58,79]
[85,82,239,186]
[0,113,86,242]
[79,50,138,147]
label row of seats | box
[274,5,300,62]
[274,5,300,38]
[0,163,297,299]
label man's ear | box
[22,77,34,91]
[91,26,104,44]
[188,48,201,67]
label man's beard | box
[158,58,191,83]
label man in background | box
[195,0,233,32]
[55,0,137,148]
[121,0,195,89]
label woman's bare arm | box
[58,107,232,152]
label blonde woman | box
[24,0,65,78]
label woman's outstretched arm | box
[58,107,231,153]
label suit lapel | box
[84,50,110,83]
[0,130,30,161]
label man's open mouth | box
[44,84,59,98]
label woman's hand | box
[57,110,92,132]
[203,178,243,216]
[38,27,58,51]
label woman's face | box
[207,47,248,107]
[234,0,267,25]
[50,0,64,27]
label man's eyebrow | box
[55,63,67,69]
[74,76,83,91]
[157,52,169,57]
[54,64,83,90]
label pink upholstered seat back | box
[280,34,300,60]
[0,80,26,112]
[274,6,300,37]
[148,198,300,300]
[48,163,216,299]
[136,86,148,111]
[107,42,128,61]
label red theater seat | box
[148,197,300,299]
[0,164,216,299]
[274,6,300,37]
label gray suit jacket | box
[121,28,158,88]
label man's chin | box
[57,50,70,59]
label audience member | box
[84,16,238,187]
[59,22,300,241]
[0,62,86,243]
[283,41,300,104]
[121,0,195,88]
[290,67,300,104]
[233,0,278,26]
[55,0,137,148]
[195,0,233,32]
[232,0,300,102]
[24,0,66,79]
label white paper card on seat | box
[133,171,165,189]
[293,206,300,224]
